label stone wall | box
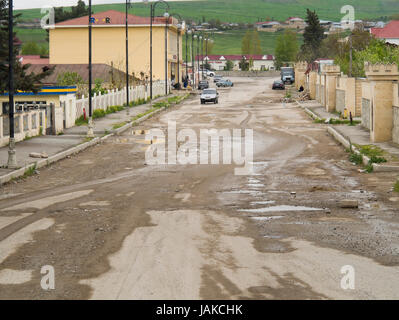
[393,106,399,144]
[362,98,371,130]
[336,89,346,113]
[215,71,280,77]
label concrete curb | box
[327,126,399,172]
[295,100,321,121]
[0,94,189,185]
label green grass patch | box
[349,153,363,165]
[394,180,399,193]
[23,164,37,178]
[313,118,361,126]
[75,116,88,126]
[354,144,385,158]
[113,122,127,130]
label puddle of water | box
[223,190,265,196]
[251,201,275,205]
[251,216,284,221]
[79,201,110,207]
[263,235,283,239]
[247,184,265,188]
[239,205,323,213]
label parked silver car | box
[200,88,219,104]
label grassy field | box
[13,0,397,56]
[15,0,399,23]
[182,30,303,58]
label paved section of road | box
[0,77,399,299]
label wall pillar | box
[365,63,399,143]
[294,61,308,90]
[308,71,317,100]
[322,65,341,112]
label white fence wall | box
[74,81,166,122]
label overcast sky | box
[14,0,191,10]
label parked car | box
[213,75,223,83]
[272,80,285,90]
[205,70,215,77]
[281,67,295,84]
[216,79,234,87]
[198,80,209,90]
[200,88,219,104]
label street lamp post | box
[200,35,204,79]
[185,29,189,87]
[7,0,17,168]
[165,13,169,95]
[191,31,195,88]
[87,0,94,138]
[169,13,184,89]
[196,35,200,86]
[148,0,170,100]
[125,0,132,115]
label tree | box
[21,41,48,56]
[57,71,84,86]
[275,30,298,69]
[0,0,53,93]
[241,29,262,55]
[336,38,399,77]
[299,9,325,62]
[333,30,374,76]
[239,57,249,71]
[46,1,89,41]
[224,60,234,71]
[54,0,89,23]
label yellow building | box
[49,10,183,83]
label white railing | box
[75,81,166,120]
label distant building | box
[285,17,306,30]
[196,55,275,71]
[371,20,399,45]
[255,21,281,32]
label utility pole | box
[126,0,131,115]
[7,0,17,168]
[150,3,153,99]
[191,32,195,88]
[87,0,94,138]
[165,14,169,95]
[201,35,204,80]
[349,33,353,77]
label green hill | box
[14,0,398,55]
[16,0,398,23]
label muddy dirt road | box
[0,77,399,299]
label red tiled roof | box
[198,54,274,61]
[18,55,49,65]
[371,20,399,39]
[56,9,169,27]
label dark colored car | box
[216,79,234,87]
[272,80,285,90]
[198,80,209,90]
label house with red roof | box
[196,54,275,71]
[371,20,399,45]
[49,10,183,83]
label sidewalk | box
[297,100,399,169]
[0,94,183,179]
